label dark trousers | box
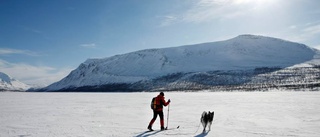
[148,110,164,128]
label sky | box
[1,0,320,87]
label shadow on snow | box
[194,131,210,137]
[135,130,162,137]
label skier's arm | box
[162,98,170,106]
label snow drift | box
[44,35,319,91]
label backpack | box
[150,97,157,110]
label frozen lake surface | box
[1,91,320,137]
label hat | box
[160,92,164,96]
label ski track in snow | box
[0,91,320,137]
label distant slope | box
[0,72,30,91]
[44,35,319,91]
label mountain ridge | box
[43,35,320,91]
[0,72,30,91]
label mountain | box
[0,72,30,91]
[43,35,320,91]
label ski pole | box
[166,104,170,129]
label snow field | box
[0,91,320,137]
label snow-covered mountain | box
[0,72,30,91]
[44,35,320,91]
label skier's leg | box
[159,111,164,130]
[148,110,157,130]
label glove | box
[168,99,171,103]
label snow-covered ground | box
[0,91,319,137]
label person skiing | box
[147,92,171,131]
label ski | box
[147,126,180,132]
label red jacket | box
[154,95,170,112]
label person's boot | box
[147,119,155,131]
[147,125,154,131]
[160,119,165,130]
[161,126,165,131]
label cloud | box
[160,15,179,27]
[0,48,40,56]
[24,27,43,34]
[285,22,320,43]
[160,0,246,25]
[303,24,320,35]
[80,43,97,48]
[160,0,278,26]
[181,0,237,23]
[0,59,73,87]
[314,45,320,50]
[289,25,297,29]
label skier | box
[147,92,171,131]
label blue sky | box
[1,0,320,86]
